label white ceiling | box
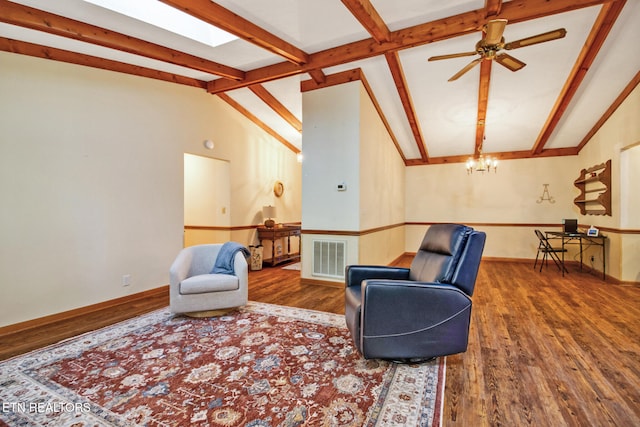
[2,0,639,163]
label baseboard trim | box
[0,285,169,337]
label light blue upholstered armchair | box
[170,243,248,316]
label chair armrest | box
[356,280,473,359]
[169,249,193,286]
[361,280,471,337]
[345,265,410,288]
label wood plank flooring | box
[1,259,638,426]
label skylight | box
[84,0,238,47]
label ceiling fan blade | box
[504,28,567,50]
[495,53,526,71]
[484,19,508,45]
[428,51,477,61]
[448,57,483,81]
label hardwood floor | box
[0,288,170,361]
[1,259,638,426]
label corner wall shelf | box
[573,159,611,216]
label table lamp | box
[263,205,276,228]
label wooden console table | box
[257,224,301,267]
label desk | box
[545,231,606,280]
[257,225,301,267]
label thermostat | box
[337,182,347,191]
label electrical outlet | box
[122,274,131,287]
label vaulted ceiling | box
[1,0,639,166]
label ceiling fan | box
[428,19,567,81]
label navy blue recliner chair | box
[345,224,486,361]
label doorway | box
[183,153,231,247]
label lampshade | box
[263,205,276,219]
[262,205,276,228]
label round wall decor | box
[273,180,284,197]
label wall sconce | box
[297,152,303,163]
[203,139,214,150]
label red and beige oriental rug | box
[0,302,444,426]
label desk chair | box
[534,230,568,273]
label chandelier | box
[466,138,498,174]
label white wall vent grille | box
[312,240,346,279]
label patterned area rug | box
[0,302,445,426]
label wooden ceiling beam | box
[301,69,362,92]
[474,0,501,157]
[0,37,207,89]
[406,146,579,166]
[494,0,611,24]
[532,0,627,154]
[341,0,391,43]
[385,51,429,162]
[208,0,609,93]
[485,0,503,18]
[307,69,327,84]
[249,85,302,133]
[217,93,300,154]
[0,0,245,81]
[476,60,492,156]
[160,0,309,65]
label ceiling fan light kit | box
[428,19,567,81]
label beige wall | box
[0,52,301,327]
[1,49,636,327]
[359,226,405,265]
[359,85,405,231]
[576,84,640,281]
[404,84,640,282]
[405,156,579,257]
[358,83,405,265]
[183,154,231,246]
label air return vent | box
[312,240,346,279]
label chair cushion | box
[179,274,239,295]
[409,224,470,283]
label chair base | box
[391,357,437,364]
[183,307,238,318]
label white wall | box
[300,82,360,279]
[0,52,301,327]
[300,80,406,279]
[301,82,361,231]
